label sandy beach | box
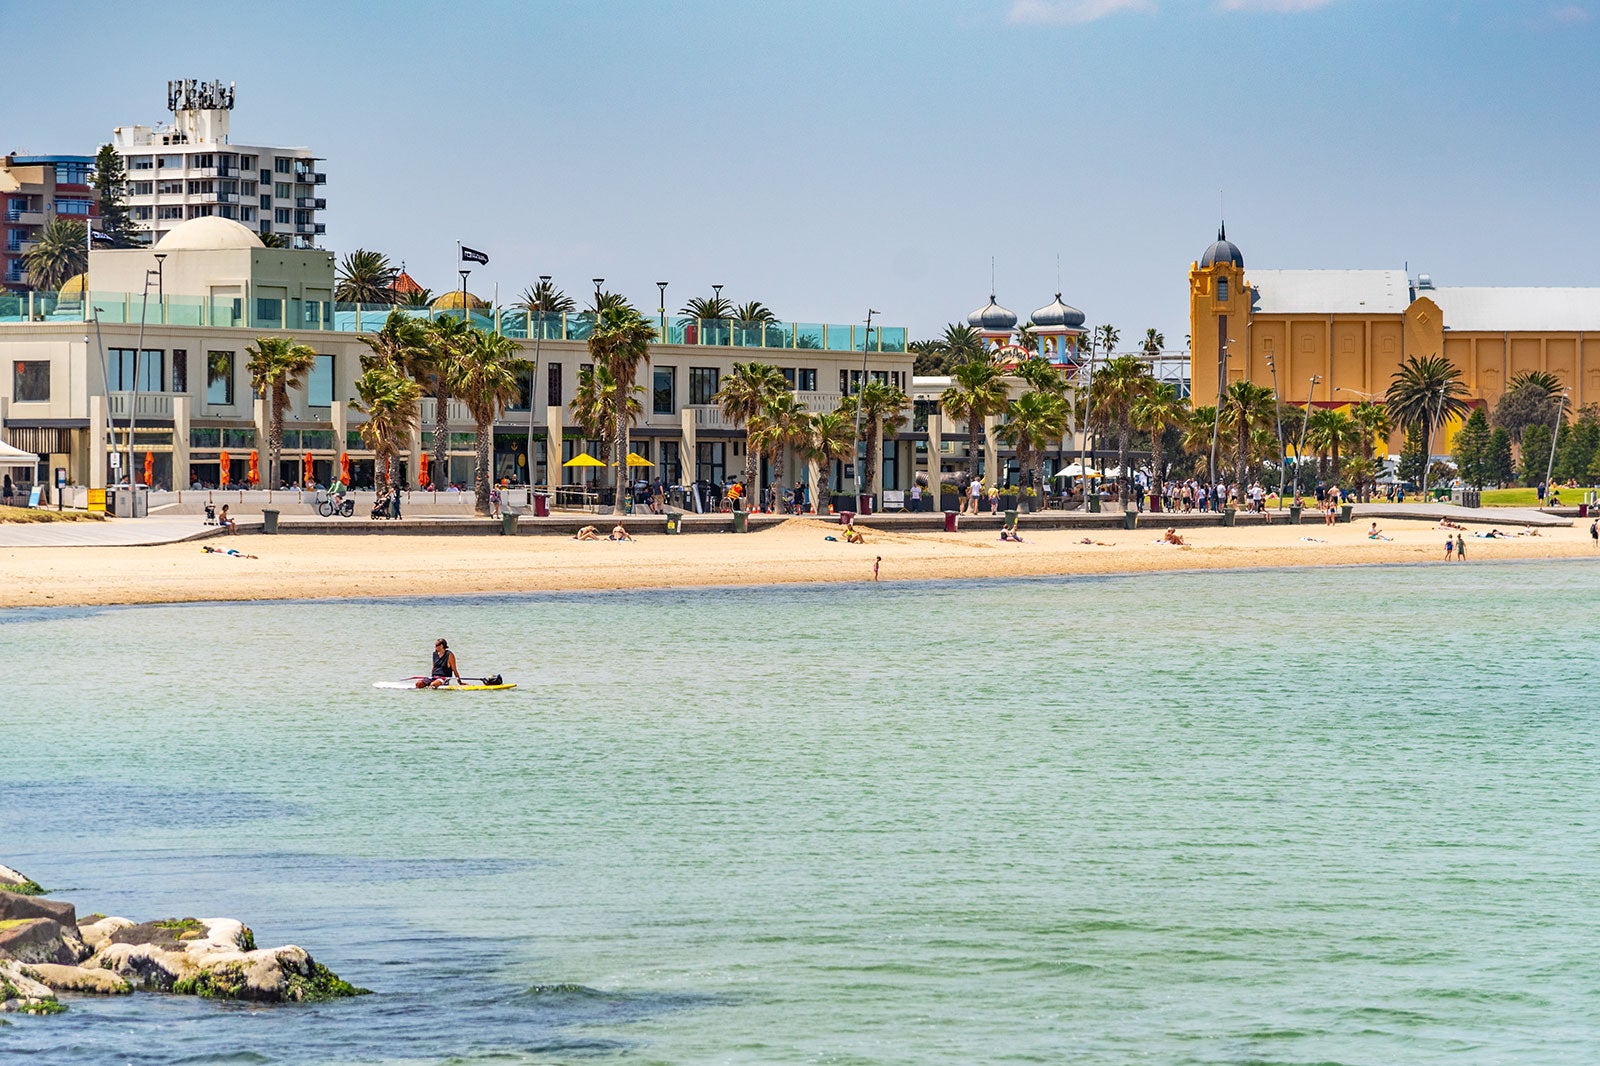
[0,516,1593,608]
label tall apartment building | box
[113,79,325,250]
[0,154,98,291]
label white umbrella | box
[0,439,36,468]
[1054,463,1103,478]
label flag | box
[460,245,489,265]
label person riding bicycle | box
[328,472,347,502]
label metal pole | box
[1085,332,1099,511]
[1420,388,1446,498]
[458,269,470,325]
[526,274,550,492]
[1294,375,1320,502]
[1267,356,1284,509]
[1209,341,1224,492]
[852,308,877,500]
[127,267,158,493]
[1543,389,1569,501]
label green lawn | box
[1481,488,1545,507]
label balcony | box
[684,404,736,430]
[420,397,470,424]
[7,210,45,226]
[793,390,843,412]
[294,197,327,209]
[108,392,176,420]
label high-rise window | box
[274,158,291,174]
[653,366,676,414]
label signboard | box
[28,486,42,508]
[87,488,106,514]
[109,453,121,469]
[55,467,65,488]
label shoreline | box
[2,517,1595,610]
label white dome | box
[153,216,265,252]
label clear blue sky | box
[8,0,1598,349]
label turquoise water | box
[3,562,1599,1064]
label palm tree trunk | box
[474,418,492,515]
[1235,423,1248,506]
[269,388,285,490]
[614,385,627,511]
[967,414,980,479]
[1150,429,1166,506]
[432,381,449,484]
[1331,440,1342,485]
[1118,418,1131,502]
[865,420,880,497]
[807,458,823,516]
[743,429,759,500]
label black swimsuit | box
[432,649,452,678]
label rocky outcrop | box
[0,865,43,896]
[0,918,90,966]
[0,863,367,1014]
[24,963,131,995]
[0,960,62,1014]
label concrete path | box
[1350,502,1570,527]
[0,515,227,548]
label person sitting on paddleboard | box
[417,638,462,688]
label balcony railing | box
[792,390,843,411]
[108,392,176,419]
[420,397,471,424]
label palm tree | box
[940,357,1009,481]
[941,324,987,367]
[1095,324,1121,359]
[399,286,435,308]
[1131,382,1187,505]
[716,362,789,498]
[1220,380,1277,499]
[351,364,421,493]
[570,364,642,467]
[748,391,811,506]
[1347,399,1393,499]
[1507,369,1562,398]
[22,217,87,291]
[1386,354,1470,466]
[422,314,473,478]
[1141,328,1165,358]
[1013,356,1071,398]
[681,295,734,320]
[449,329,533,515]
[519,278,576,313]
[245,336,319,487]
[336,249,398,304]
[998,390,1070,500]
[258,231,289,249]
[839,380,909,497]
[733,300,776,325]
[800,409,856,511]
[359,309,430,372]
[1089,354,1154,498]
[1182,406,1220,480]
[587,302,658,508]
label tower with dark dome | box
[967,294,1018,347]
[1189,222,1250,411]
[1027,293,1087,365]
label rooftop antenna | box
[1056,253,1061,293]
[990,256,996,297]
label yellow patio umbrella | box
[613,452,654,467]
[562,454,606,468]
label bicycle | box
[317,495,354,518]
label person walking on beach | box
[1456,532,1466,561]
[1444,534,1454,561]
[873,556,881,581]
[417,638,462,688]
[968,477,983,514]
[1590,519,1598,547]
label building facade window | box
[107,348,163,392]
[13,360,49,402]
[157,206,183,220]
[128,156,154,170]
[274,158,291,174]
[54,198,92,216]
[157,180,184,195]
[696,441,726,483]
[781,367,796,388]
[1216,278,1229,302]
[797,368,817,391]
[689,367,719,405]
[172,350,188,394]
[157,154,182,169]
[130,181,153,196]
[307,354,334,407]
[274,182,291,199]
[55,162,91,184]
[653,366,676,414]
[206,351,234,405]
[547,363,562,408]
[274,208,291,224]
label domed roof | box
[967,294,1017,332]
[58,273,88,298]
[152,216,266,252]
[1029,293,1085,330]
[1199,223,1243,269]
[431,290,486,310]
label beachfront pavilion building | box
[1189,225,1600,452]
[0,217,914,502]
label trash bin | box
[943,511,958,532]
[665,511,682,534]
[857,494,874,516]
[1004,508,1018,527]
[1122,510,1138,530]
[1289,504,1302,522]
[840,510,856,526]
[501,512,517,535]
[1087,495,1101,513]
[1339,503,1353,523]
[1580,503,1589,518]
[262,508,279,534]
[533,493,550,517]
[1223,507,1237,527]
[732,510,748,534]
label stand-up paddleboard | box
[374,677,517,691]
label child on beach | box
[1456,532,1466,560]
[873,556,881,581]
[1367,522,1391,541]
[1445,535,1454,560]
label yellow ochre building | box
[1189,225,1600,448]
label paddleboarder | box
[417,638,462,688]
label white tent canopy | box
[0,439,37,467]
[1054,463,1104,478]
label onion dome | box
[431,290,486,310]
[58,273,88,299]
[966,294,1017,332]
[1200,223,1244,268]
[1028,293,1085,330]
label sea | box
[2,560,1598,1064]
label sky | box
[7,0,1599,350]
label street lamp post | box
[126,256,165,499]
[1293,374,1322,503]
[1336,386,1380,501]
[1419,387,1448,499]
[851,308,878,504]
[1543,388,1570,502]
[524,274,552,492]
[1266,354,1285,510]
[656,281,668,340]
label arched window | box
[1216,278,1229,302]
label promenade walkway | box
[0,516,226,548]
[1349,502,1570,527]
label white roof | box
[1424,287,1600,332]
[152,216,264,252]
[1246,270,1411,315]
